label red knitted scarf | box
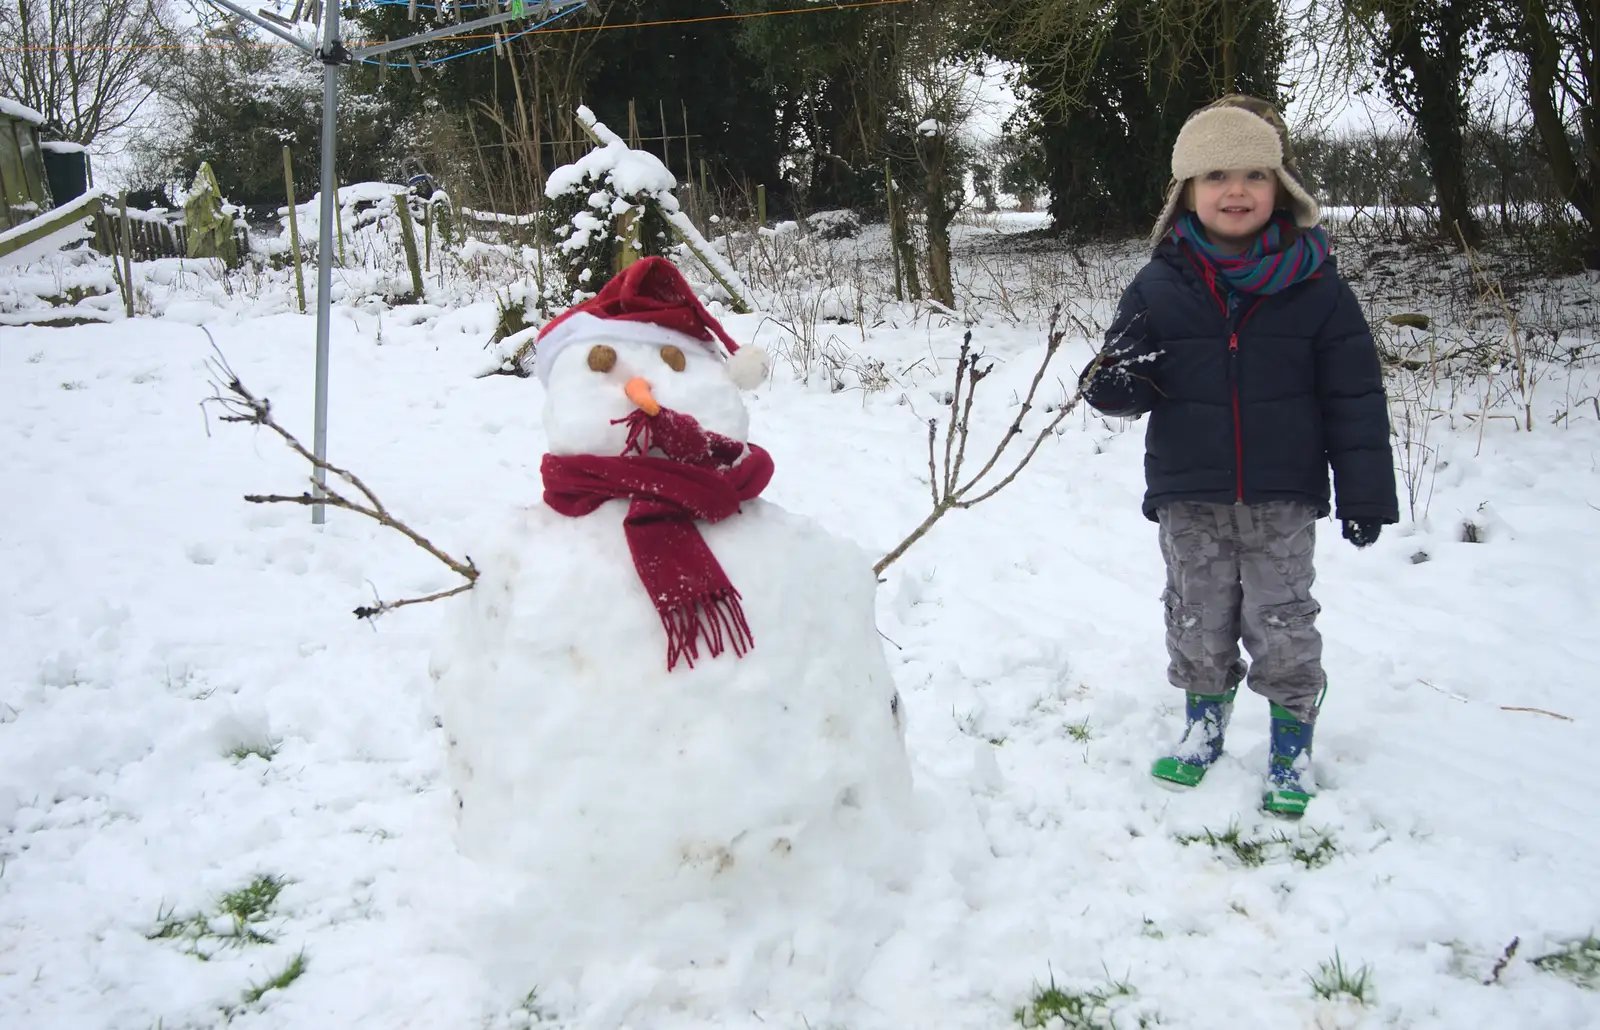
[540,408,775,671]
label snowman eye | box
[659,345,686,372]
[587,345,617,373]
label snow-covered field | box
[3,215,1599,1030]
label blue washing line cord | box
[352,1,586,67]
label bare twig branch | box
[875,306,1112,577]
[201,337,478,618]
[354,582,477,620]
[956,405,1075,508]
[1498,706,1574,721]
[954,303,1068,496]
[205,350,388,515]
[941,339,969,496]
[238,489,477,585]
[1484,937,1520,985]
[873,504,948,579]
[948,335,989,492]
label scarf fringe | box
[662,588,755,671]
[613,410,653,456]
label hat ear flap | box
[1149,180,1186,250]
[1273,171,1322,228]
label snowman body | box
[429,319,914,1002]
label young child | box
[1082,95,1399,818]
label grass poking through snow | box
[150,875,308,1016]
[508,987,559,1027]
[1015,970,1154,1029]
[1308,951,1374,1004]
[228,740,280,763]
[219,874,288,924]
[1174,823,1338,869]
[239,950,308,1006]
[1531,934,1600,989]
[148,874,289,956]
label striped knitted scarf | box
[1171,211,1329,296]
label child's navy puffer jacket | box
[1084,239,1399,524]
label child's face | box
[1188,168,1278,252]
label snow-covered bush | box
[543,132,678,305]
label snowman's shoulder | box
[467,500,623,565]
[720,498,877,571]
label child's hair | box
[1150,94,1321,248]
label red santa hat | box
[532,257,768,388]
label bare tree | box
[0,0,181,145]
[985,0,1285,116]
[1507,0,1599,266]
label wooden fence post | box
[93,211,114,255]
[394,193,425,299]
[283,145,306,313]
[612,206,642,276]
[886,160,904,302]
[424,202,433,272]
[117,190,135,317]
[333,181,346,266]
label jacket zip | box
[1227,299,1266,501]
[1229,332,1244,501]
[1184,246,1292,505]
[1183,247,1266,504]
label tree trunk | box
[1521,0,1600,266]
[921,131,956,308]
[888,174,922,301]
[1391,23,1483,247]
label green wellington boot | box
[1151,687,1237,788]
[1262,701,1316,818]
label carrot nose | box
[624,376,660,416]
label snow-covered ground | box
[3,215,1599,1030]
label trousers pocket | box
[1260,597,1321,629]
[1253,598,1322,673]
[1163,588,1205,656]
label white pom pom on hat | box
[723,342,770,389]
[532,256,766,389]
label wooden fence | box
[89,207,248,262]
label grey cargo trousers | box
[1157,500,1325,722]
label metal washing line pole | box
[199,0,593,522]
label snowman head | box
[534,259,768,457]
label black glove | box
[1342,519,1383,548]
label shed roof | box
[0,98,47,125]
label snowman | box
[429,258,915,1014]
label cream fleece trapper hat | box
[1150,94,1321,247]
